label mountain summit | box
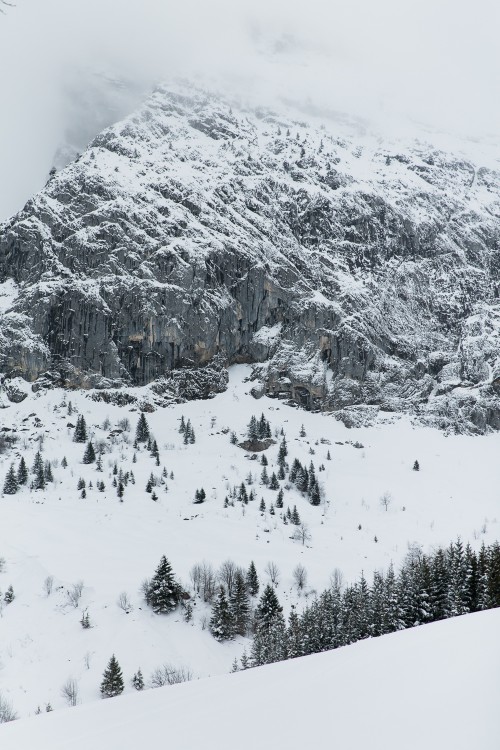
[1,83,499,431]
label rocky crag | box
[0,84,499,431]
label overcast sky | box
[0,0,498,220]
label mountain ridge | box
[1,82,499,432]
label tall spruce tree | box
[246,561,259,597]
[135,413,150,443]
[17,457,28,485]
[3,464,18,495]
[209,586,234,641]
[100,655,124,698]
[73,415,87,443]
[230,571,250,636]
[146,556,179,613]
[83,441,96,464]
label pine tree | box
[248,415,259,441]
[251,585,287,666]
[413,460,420,471]
[194,488,206,504]
[291,505,301,525]
[34,458,46,490]
[276,488,284,508]
[44,461,53,482]
[269,472,279,490]
[246,561,259,596]
[132,669,144,691]
[73,415,87,443]
[80,610,91,629]
[83,441,96,464]
[326,450,331,460]
[135,413,150,443]
[278,438,288,465]
[259,498,266,513]
[3,464,18,495]
[61,456,68,468]
[310,481,321,506]
[77,477,86,491]
[117,482,124,500]
[230,571,250,635]
[260,466,269,485]
[146,556,179,613]
[299,424,306,437]
[209,587,234,641]
[179,416,186,434]
[4,585,14,603]
[100,655,124,698]
[277,464,286,481]
[261,454,268,466]
[17,457,28,485]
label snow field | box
[0,365,498,717]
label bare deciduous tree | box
[380,492,392,512]
[218,559,240,597]
[264,561,280,587]
[292,522,311,546]
[43,575,54,597]
[0,693,17,723]
[117,591,132,613]
[61,679,79,707]
[191,561,217,602]
[150,664,193,688]
[329,567,344,592]
[66,581,84,608]
[292,563,308,591]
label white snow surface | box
[0,365,499,722]
[1,608,499,750]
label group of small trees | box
[247,414,271,442]
[245,538,500,669]
[2,452,52,495]
[179,416,196,444]
[209,564,256,640]
[289,458,321,506]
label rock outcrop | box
[0,83,499,431]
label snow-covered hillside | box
[0,366,498,718]
[1,607,499,750]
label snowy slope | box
[1,608,499,750]
[0,366,499,717]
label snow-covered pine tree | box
[251,585,287,666]
[247,415,259,442]
[4,585,14,603]
[135,413,150,443]
[73,415,87,443]
[3,464,18,495]
[209,586,234,641]
[276,488,284,508]
[100,655,124,698]
[17,457,28,485]
[146,556,179,613]
[246,561,259,596]
[230,571,250,635]
[269,472,279,490]
[82,441,96,464]
[132,669,144,691]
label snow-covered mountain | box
[2,607,499,750]
[1,82,499,432]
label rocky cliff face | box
[0,84,499,431]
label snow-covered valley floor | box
[2,608,499,750]
[0,365,498,719]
